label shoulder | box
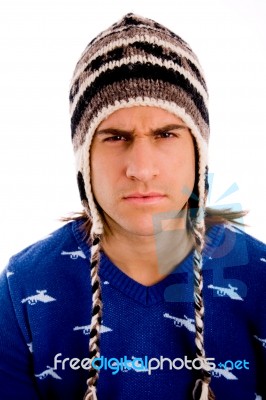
[0,219,92,355]
[207,223,266,267]
[3,220,90,278]
[0,219,91,315]
[225,224,266,264]
[204,225,266,323]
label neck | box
[101,220,194,286]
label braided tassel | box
[83,234,102,400]
[84,385,98,400]
[192,221,215,400]
[77,167,104,400]
[193,377,215,400]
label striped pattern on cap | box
[69,13,214,400]
[70,14,209,148]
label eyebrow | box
[95,124,188,136]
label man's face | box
[90,106,195,237]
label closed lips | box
[123,193,166,204]
[124,192,164,198]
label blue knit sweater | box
[0,220,265,400]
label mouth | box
[123,192,166,205]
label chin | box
[123,218,164,237]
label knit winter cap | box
[69,13,213,400]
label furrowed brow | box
[95,128,132,136]
[95,124,188,136]
[152,124,188,135]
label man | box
[0,13,265,400]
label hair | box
[61,207,248,241]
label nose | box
[125,139,159,182]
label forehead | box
[96,106,187,131]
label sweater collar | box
[73,220,225,305]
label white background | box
[0,0,265,270]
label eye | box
[103,135,128,142]
[156,131,177,139]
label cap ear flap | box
[204,165,209,193]
[77,171,88,203]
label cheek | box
[91,162,105,203]
[185,159,196,196]
[168,146,195,190]
[90,148,104,203]
[90,151,118,206]
[184,142,196,184]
